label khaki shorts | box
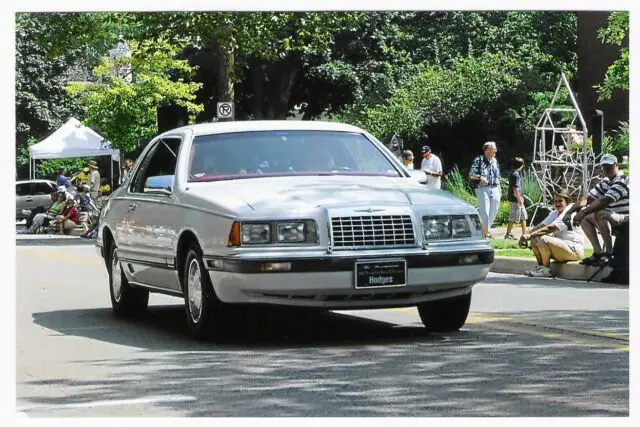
[532,235,584,262]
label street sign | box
[216,102,234,119]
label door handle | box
[128,203,137,211]
[25,197,33,202]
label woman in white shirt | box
[519,189,584,277]
[402,150,414,170]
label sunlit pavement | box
[16,244,628,417]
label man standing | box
[420,145,443,189]
[86,160,101,201]
[572,154,629,283]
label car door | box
[15,183,32,218]
[122,137,184,292]
[31,182,55,210]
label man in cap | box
[419,145,442,189]
[86,160,101,201]
[572,154,629,283]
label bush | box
[494,200,511,226]
[443,165,478,207]
[520,167,542,207]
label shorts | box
[508,202,528,223]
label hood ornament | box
[353,208,386,213]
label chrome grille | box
[331,215,415,248]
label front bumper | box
[204,247,493,309]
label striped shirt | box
[469,155,501,186]
[589,173,629,216]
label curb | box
[491,256,613,283]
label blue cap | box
[421,145,431,153]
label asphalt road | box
[16,241,629,417]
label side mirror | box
[409,169,427,185]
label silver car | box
[96,121,493,339]
[16,179,57,220]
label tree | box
[15,13,83,176]
[66,38,203,152]
[596,11,629,101]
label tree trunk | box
[266,58,299,119]
[216,43,235,106]
[251,59,265,119]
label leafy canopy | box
[66,38,203,152]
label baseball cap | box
[600,153,618,166]
[421,145,431,154]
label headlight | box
[422,215,473,240]
[423,216,451,240]
[470,214,482,230]
[241,223,271,244]
[277,221,318,243]
[451,216,472,238]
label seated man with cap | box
[571,154,629,279]
[419,145,442,189]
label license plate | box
[354,259,407,289]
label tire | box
[183,244,221,340]
[108,244,149,317]
[417,291,472,332]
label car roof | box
[160,120,366,138]
[16,179,56,185]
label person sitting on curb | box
[569,154,629,267]
[519,189,584,278]
[53,198,79,235]
[570,154,629,283]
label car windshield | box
[187,130,402,182]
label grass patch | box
[491,239,593,259]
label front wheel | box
[108,245,149,317]
[417,291,472,332]
[183,245,221,340]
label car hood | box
[186,175,472,214]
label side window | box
[32,183,52,195]
[130,137,182,193]
[16,183,29,196]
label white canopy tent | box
[28,118,121,183]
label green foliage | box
[66,38,203,152]
[37,158,91,180]
[15,14,83,177]
[596,12,629,100]
[602,121,629,160]
[357,53,521,140]
[442,165,478,207]
[520,168,542,207]
[494,201,511,226]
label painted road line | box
[385,308,628,345]
[17,394,197,413]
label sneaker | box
[525,265,544,276]
[504,233,517,240]
[580,253,602,266]
[528,266,554,278]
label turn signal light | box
[227,222,241,247]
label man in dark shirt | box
[505,157,527,239]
